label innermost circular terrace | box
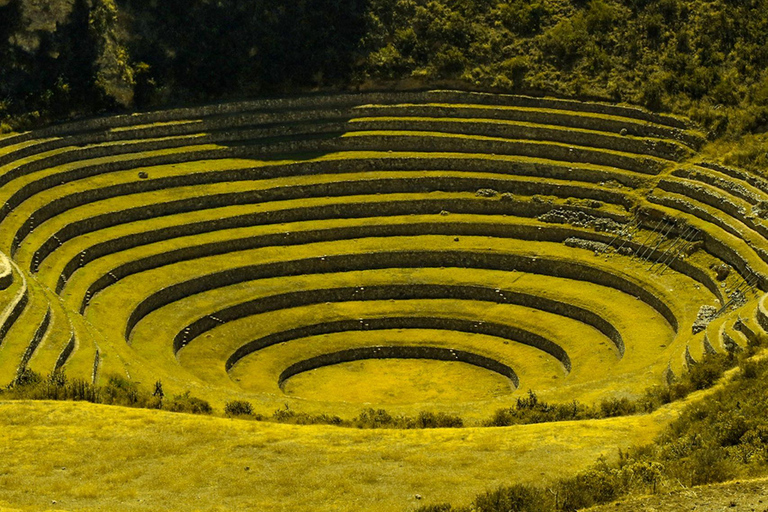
[281,355,515,404]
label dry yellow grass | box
[0,399,674,512]
[282,358,513,404]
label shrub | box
[225,400,254,416]
[12,367,42,388]
[5,369,100,402]
[153,380,164,398]
[688,353,733,390]
[354,408,395,428]
[102,375,142,406]
[416,411,464,429]
[414,504,455,512]
[272,408,342,425]
[163,391,212,415]
[557,464,624,511]
[598,397,637,417]
[474,484,553,512]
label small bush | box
[414,504,454,512]
[225,400,254,416]
[272,408,342,425]
[163,391,212,415]
[557,464,624,511]
[354,408,395,428]
[474,484,553,512]
[599,397,637,418]
[5,369,100,402]
[416,411,464,429]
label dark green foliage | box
[599,397,638,417]
[270,407,463,428]
[474,484,554,512]
[271,408,343,425]
[1,370,211,415]
[485,391,598,426]
[353,408,396,428]
[640,352,736,411]
[3,0,768,144]
[415,411,464,428]
[163,391,212,415]
[225,400,254,417]
[557,463,625,511]
[121,0,368,106]
[414,504,469,512]
[7,369,99,402]
[153,380,164,398]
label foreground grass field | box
[0,399,672,512]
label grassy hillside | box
[0,399,668,511]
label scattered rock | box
[538,208,623,234]
[564,237,611,254]
[713,263,731,281]
[692,305,719,334]
[729,289,747,308]
[752,200,768,219]
[138,171,149,179]
[415,494,422,500]
[475,188,499,197]
[619,128,628,136]
[499,192,515,202]
[439,210,450,216]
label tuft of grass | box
[225,399,254,417]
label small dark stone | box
[476,188,499,198]
[714,263,730,281]
[138,171,149,179]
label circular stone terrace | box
[0,90,766,417]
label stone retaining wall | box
[673,168,764,205]
[29,178,628,269]
[1,133,648,230]
[223,315,569,373]
[0,253,12,290]
[73,210,628,305]
[349,118,689,160]
[276,345,519,389]
[18,307,51,372]
[124,249,679,343]
[355,104,703,149]
[173,283,624,357]
[0,285,29,347]
[648,193,768,284]
[54,332,76,371]
[32,90,693,139]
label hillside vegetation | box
[1,1,767,146]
